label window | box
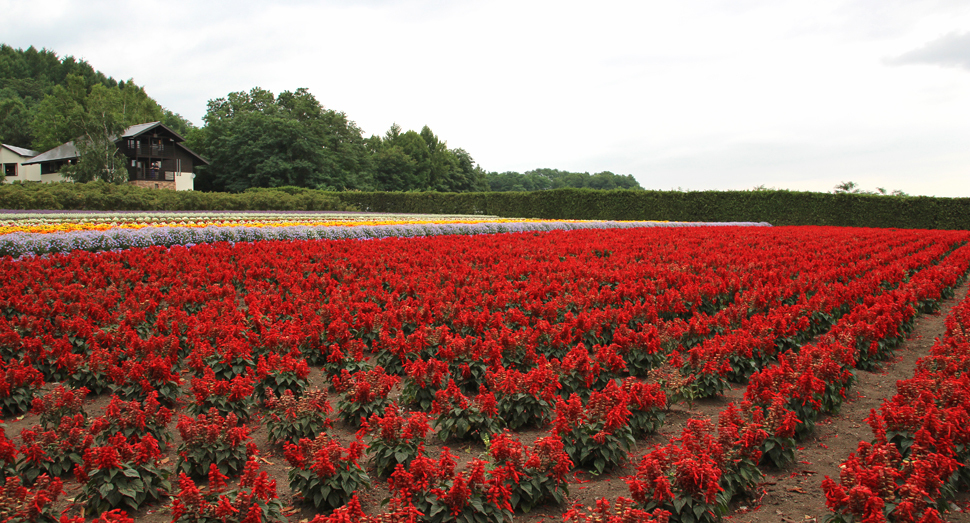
[2,163,16,177]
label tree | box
[374,146,418,191]
[0,96,31,146]
[393,131,432,189]
[452,148,488,192]
[196,87,373,192]
[487,168,643,191]
[834,181,859,194]
[835,181,909,197]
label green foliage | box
[0,44,126,148]
[487,168,643,192]
[553,392,635,476]
[283,434,370,511]
[27,74,166,184]
[175,411,253,478]
[324,188,970,231]
[560,424,634,476]
[0,474,65,523]
[371,124,487,193]
[263,388,332,446]
[76,435,170,515]
[16,415,91,485]
[430,383,503,444]
[170,463,286,523]
[496,392,553,431]
[0,181,353,211]
[359,404,431,477]
[195,87,376,192]
[759,433,796,469]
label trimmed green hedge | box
[1,183,968,230]
[327,189,970,230]
[0,182,353,211]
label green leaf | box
[594,457,606,474]
[99,483,115,497]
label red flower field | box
[1,225,969,522]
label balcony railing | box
[130,170,175,182]
[127,143,173,158]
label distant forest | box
[0,45,643,192]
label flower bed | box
[0,225,965,522]
[0,210,769,258]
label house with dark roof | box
[22,121,208,190]
[0,144,41,182]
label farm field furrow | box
[1,225,969,523]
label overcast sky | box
[4,0,970,196]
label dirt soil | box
[8,280,970,523]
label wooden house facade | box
[22,122,207,190]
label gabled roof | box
[175,142,209,165]
[21,141,78,165]
[120,121,187,142]
[116,121,207,165]
[1,144,40,158]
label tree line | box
[0,45,642,192]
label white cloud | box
[888,31,970,70]
[3,0,970,196]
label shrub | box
[0,361,44,416]
[620,377,667,437]
[385,448,513,523]
[487,365,559,431]
[263,388,332,446]
[488,432,572,513]
[176,409,254,478]
[0,428,17,482]
[358,403,431,477]
[74,433,170,514]
[627,445,725,522]
[430,381,502,444]
[0,474,64,523]
[715,403,769,500]
[253,353,310,400]
[552,384,635,475]
[187,369,257,420]
[821,439,957,523]
[331,367,399,428]
[108,354,182,406]
[555,344,626,399]
[30,385,88,429]
[17,415,92,484]
[400,358,451,411]
[88,392,174,450]
[283,433,370,511]
[170,461,285,523]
